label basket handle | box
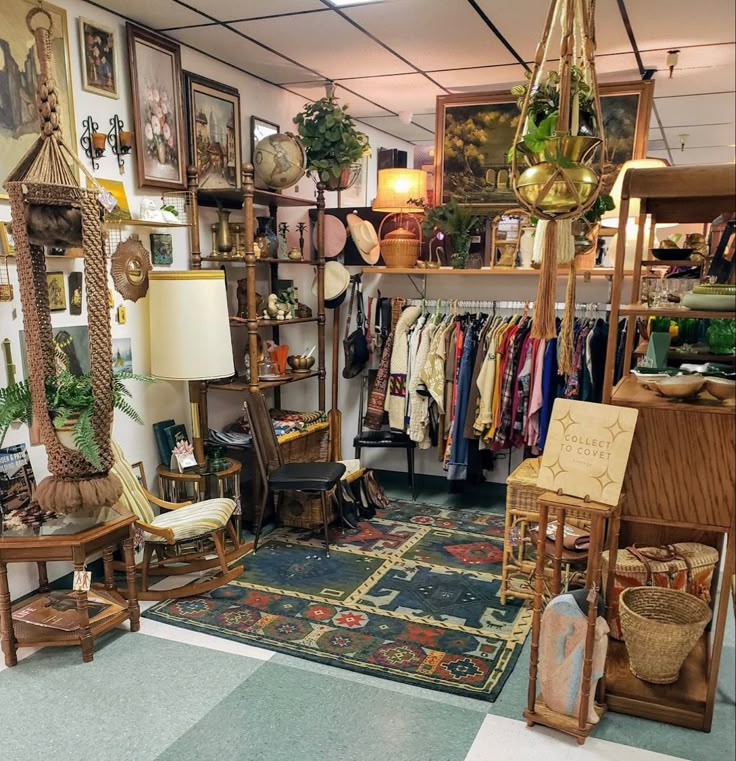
[627,544,694,593]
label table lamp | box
[148,271,234,464]
[372,168,427,268]
[600,158,672,268]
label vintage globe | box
[253,133,306,190]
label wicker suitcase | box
[602,542,719,639]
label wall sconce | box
[107,115,133,174]
[80,115,105,170]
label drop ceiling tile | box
[343,0,516,71]
[285,82,393,118]
[648,64,736,99]
[343,74,445,115]
[655,92,736,126]
[170,26,321,84]
[661,124,736,148]
[627,0,735,50]
[473,0,633,59]
[430,64,526,91]
[593,52,641,80]
[185,0,324,22]
[358,116,434,142]
[674,146,736,164]
[412,114,436,131]
[103,0,207,29]
[231,13,414,79]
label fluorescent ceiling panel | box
[102,0,207,28]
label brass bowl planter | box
[516,162,598,214]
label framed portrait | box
[68,271,83,315]
[185,72,242,190]
[0,222,15,256]
[46,272,67,312]
[0,0,77,200]
[338,155,368,208]
[78,17,118,98]
[127,23,186,190]
[250,115,280,161]
[434,81,654,208]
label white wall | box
[0,0,413,599]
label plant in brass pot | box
[410,197,483,269]
[293,89,370,190]
[0,353,154,470]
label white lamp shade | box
[372,168,428,212]
[149,271,234,381]
[600,158,668,228]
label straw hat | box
[312,213,347,259]
[347,213,380,265]
[313,261,350,308]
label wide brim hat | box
[313,261,350,309]
[312,213,348,259]
[347,213,380,265]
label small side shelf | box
[103,218,190,229]
[361,266,626,277]
[209,371,320,392]
[200,256,317,266]
[198,188,315,209]
[619,304,736,319]
[229,317,318,327]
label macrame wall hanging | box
[3,7,121,512]
[511,0,606,374]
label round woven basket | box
[619,587,711,684]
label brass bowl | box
[704,377,736,401]
[287,355,315,373]
[516,162,598,214]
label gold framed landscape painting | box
[434,80,654,208]
[0,0,77,199]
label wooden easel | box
[523,490,622,745]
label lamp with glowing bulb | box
[149,271,234,465]
[600,158,673,268]
[372,168,427,268]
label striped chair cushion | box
[110,441,156,524]
[144,498,236,544]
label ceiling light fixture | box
[678,133,689,152]
[666,49,680,78]
[398,111,413,126]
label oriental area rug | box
[143,500,532,701]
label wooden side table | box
[0,509,139,667]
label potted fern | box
[411,198,483,268]
[293,90,370,190]
[0,358,153,470]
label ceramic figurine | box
[288,247,303,261]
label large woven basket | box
[619,586,711,685]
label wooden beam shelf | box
[200,256,317,266]
[208,371,320,392]
[611,375,735,416]
[228,317,318,327]
[619,304,736,319]
[361,267,628,277]
[198,187,315,210]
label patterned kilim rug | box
[143,500,532,701]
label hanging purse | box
[343,276,369,379]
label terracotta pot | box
[325,167,352,191]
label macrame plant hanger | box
[3,7,121,512]
[511,0,606,374]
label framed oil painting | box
[185,72,242,190]
[78,17,118,98]
[20,325,89,377]
[46,272,66,311]
[127,23,186,190]
[250,115,279,161]
[434,81,654,208]
[0,0,77,200]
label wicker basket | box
[619,586,712,685]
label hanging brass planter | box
[516,161,598,214]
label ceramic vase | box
[255,216,278,259]
[215,208,233,255]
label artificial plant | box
[410,197,483,268]
[293,93,370,185]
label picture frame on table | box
[78,17,119,98]
[0,0,77,200]
[250,115,280,161]
[184,72,242,191]
[127,23,187,190]
[433,81,654,209]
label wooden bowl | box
[704,377,736,401]
[652,375,705,399]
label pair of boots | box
[338,471,389,530]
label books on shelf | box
[12,590,125,632]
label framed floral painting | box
[78,17,118,98]
[127,23,186,190]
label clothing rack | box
[405,299,611,313]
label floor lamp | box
[148,271,234,465]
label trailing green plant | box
[408,197,483,241]
[293,94,370,183]
[583,192,615,224]
[0,355,154,470]
[511,67,595,130]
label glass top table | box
[0,504,131,539]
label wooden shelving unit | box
[601,163,735,732]
[361,266,627,278]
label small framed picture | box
[150,232,173,265]
[250,115,279,161]
[0,222,15,256]
[79,17,118,98]
[68,271,83,315]
[46,272,67,312]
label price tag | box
[73,569,91,592]
[97,188,117,213]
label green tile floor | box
[0,472,732,761]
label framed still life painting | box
[127,23,186,190]
[78,17,118,98]
[185,72,242,190]
[434,81,654,208]
[0,0,77,200]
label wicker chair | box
[110,442,244,600]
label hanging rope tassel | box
[531,219,558,339]
[558,255,577,375]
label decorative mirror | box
[111,234,152,301]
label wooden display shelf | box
[605,637,708,730]
[229,317,318,327]
[633,341,735,364]
[611,375,734,415]
[198,187,315,209]
[104,218,189,228]
[641,259,702,267]
[619,304,736,319]
[361,266,625,277]
[200,256,317,265]
[209,371,319,392]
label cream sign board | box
[537,399,638,505]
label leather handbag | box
[343,276,369,379]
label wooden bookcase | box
[601,163,735,731]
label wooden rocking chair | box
[110,442,245,600]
